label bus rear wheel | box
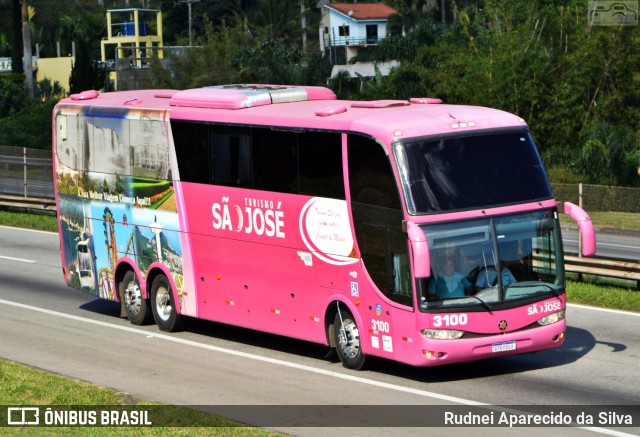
[150,274,184,332]
[333,309,368,370]
[120,270,150,325]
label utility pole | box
[180,0,201,46]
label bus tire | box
[333,309,368,370]
[120,270,151,325]
[150,274,184,332]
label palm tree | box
[21,0,34,97]
[11,0,23,73]
[387,0,434,34]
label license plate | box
[492,341,516,353]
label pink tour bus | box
[53,85,596,369]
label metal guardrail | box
[0,194,56,212]
[1,191,638,289]
[565,254,640,288]
[0,146,54,199]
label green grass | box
[586,211,640,231]
[567,277,640,312]
[0,208,57,232]
[559,211,640,231]
[0,359,278,436]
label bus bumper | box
[414,320,566,367]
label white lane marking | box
[0,299,478,404]
[0,225,57,235]
[0,298,636,436]
[0,255,36,263]
[564,238,638,250]
[567,303,640,318]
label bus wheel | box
[334,309,368,370]
[150,274,184,332]
[120,270,150,325]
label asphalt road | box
[1,226,639,436]
[562,228,640,260]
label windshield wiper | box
[468,294,493,312]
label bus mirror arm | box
[404,220,431,278]
[563,202,596,257]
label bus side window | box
[253,128,298,194]
[209,126,252,188]
[348,134,411,307]
[298,131,345,199]
[171,121,209,184]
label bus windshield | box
[394,130,553,214]
[419,210,564,310]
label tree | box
[11,0,23,73]
[37,77,64,102]
[578,123,639,186]
[161,0,243,45]
[346,0,639,186]
[0,74,27,117]
[69,39,105,94]
[232,36,304,84]
[21,0,35,97]
[386,0,435,35]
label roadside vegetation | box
[567,278,640,313]
[0,359,276,436]
[558,211,640,231]
[0,208,57,231]
[0,1,638,190]
[581,212,640,231]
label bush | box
[0,99,56,149]
[0,73,27,117]
[547,166,586,184]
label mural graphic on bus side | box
[55,106,184,304]
[58,194,184,302]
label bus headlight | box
[420,329,464,340]
[537,310,565,326]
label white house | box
[320,2,399,78]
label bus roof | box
[60,85,527,144]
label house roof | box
[326,2,397,20]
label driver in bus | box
[474,262,517,290]
[428,257,472,298]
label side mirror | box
[563,202,596,256]
[405,220,431,278]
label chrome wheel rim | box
[155,285,172,322]
[124,280,142,316]
[337,318,361,359]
